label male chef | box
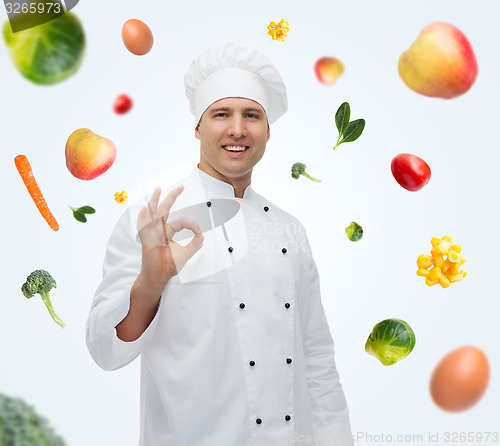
[86,42,353,446]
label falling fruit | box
[314,57,344,86]
[65,128,117,181]
[398,21,478,99]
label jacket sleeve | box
[299,227,354,446]
[86,206,163,371]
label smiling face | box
[195,97,270,197]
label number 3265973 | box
[5,2,62,14]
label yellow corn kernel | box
[442,235,453,244]
[431,237,442,247]
[450,273,463,283]
[417,268,430,277]
[438,240,451,254]
[459,255,466,265]
[439,276,451,288]
[432,255,444,268]
[429,266,441,281]
[431,243,449,256]
[430,246,441,257]
[448,250,460,263]
[426,277,439,286]
[449,263,460,276]
[462,271,467,278]
[417,254,433,269]
[451,244,461,254]
[441,259,453,274]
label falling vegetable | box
[22,270,65,329]
[69,205,96,223]
[291,163,321,182]
[391,153,431,191]
[345,221,363,241]
[114,191,128,204]
[333,102,365,150]
[0,392,67,445]
[267,19,289,41]
[113,94,133,114]
[416,235,466,288]
[365,318,416,366]
[14,155,59,231]
[3,13,85,85]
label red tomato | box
[113,94,133,114]
[391,153,431,191]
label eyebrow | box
[209,107,263,114]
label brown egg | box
[121,19,154,56]
[430,346,489,412]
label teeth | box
[224,146,247,152]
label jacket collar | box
[195,166,253,200]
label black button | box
[285,415,291,422]
[286,358,292,364]
[239,303,245,309]
[264,206,269,212]
[228,247,233,253]
[256,418,262,424]
[282,248,287,254]
[249,360,255,366]
[285,303,290,309]
[206,201,211,207]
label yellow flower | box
[114,191,128,204]
[267,19,290,42]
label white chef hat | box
[184,42,288,127]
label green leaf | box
[339,119,365,144]
[335,102,350,136]
[78,206,96,214]
[73,210,87,223]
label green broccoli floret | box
[0,393,66,445]
[22,270,66,329]
[291,163,322,182]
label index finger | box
[156,185,184,219]
[146,186,162,219]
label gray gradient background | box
[1,0,498,445]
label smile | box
[222,145,249,152]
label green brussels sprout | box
[3,13,85,85]
[365,318,416,366]
[345,221,363,241]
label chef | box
[86,42,353,446]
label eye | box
[214,112,228,118]
[246,113,259,119]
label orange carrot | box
[14,155,59,231]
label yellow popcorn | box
[267,19,290,41]
[416,235,467,288]
[114,191,128,204]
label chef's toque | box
[184,42,288,127]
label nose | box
[227,116,246,138]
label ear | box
[266,124,270,142]
[195,123,201,140]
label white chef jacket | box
[86,167,353,446]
